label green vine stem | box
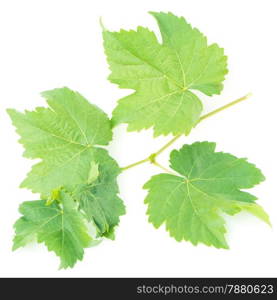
[120,93,252,172]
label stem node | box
[148,153,157,164]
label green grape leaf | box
[144,142,267,249]
[13,190,92,269]
[73,148,126,238]
[103,12,227,136]
[7,87,113,196]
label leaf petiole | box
[198,92,252,123]
[151,161,176,175]
[120,93,252,172]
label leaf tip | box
[6,108,14,115]
[6,108,19,121]
[148,11,157,17]
[12,243,19,252]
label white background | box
[0,0,276,277]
